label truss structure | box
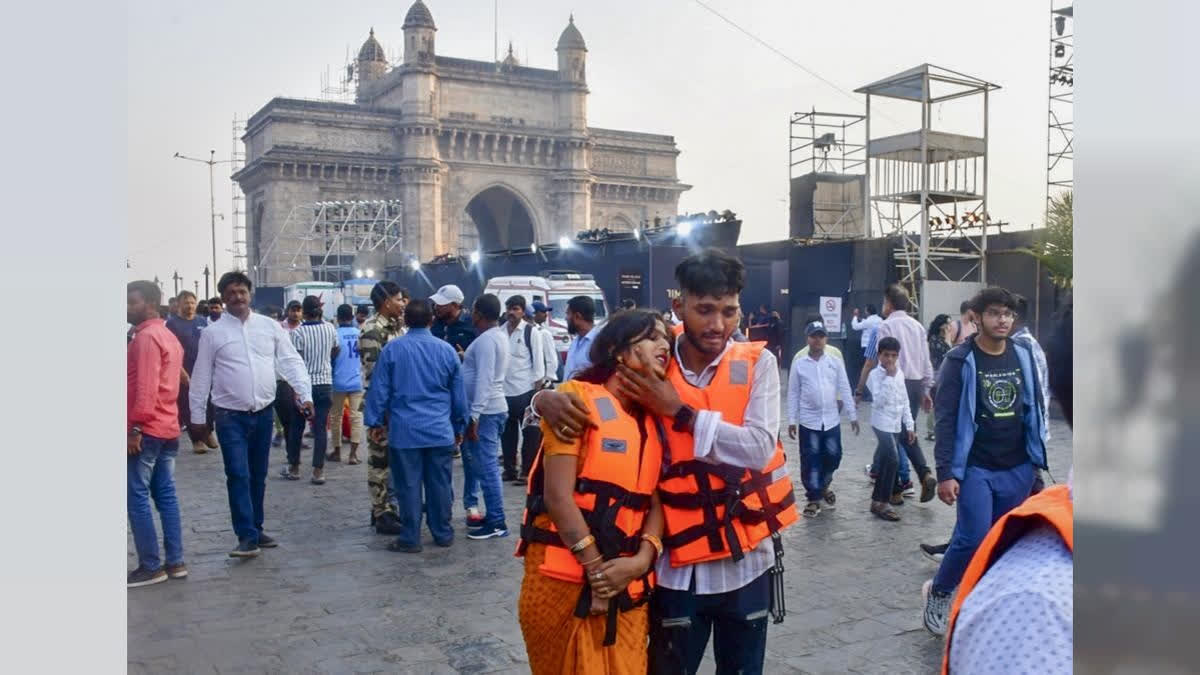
[231,116,248,273]
[254,200,406,286]
[856,64,999,316]
[1047,2,1074,214]
[788,110,868,240]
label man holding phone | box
[189,271,313,558]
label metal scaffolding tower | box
[231,116,248,273]
[787,110,868,240]
[1047,2,1074,214]
[254,200,406,287]
[856,64,999,319]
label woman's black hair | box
[576,310,669,384]
[928,313,951,342]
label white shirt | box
[502,321,546,397]
[655,339,781,595]
[534,322,560,383]
[787,351,856,430]
[851,313,882,347]
[189,312,313,424]
[462,325,510,421]
[866,365,914,433]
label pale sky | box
[128,0,1051,293]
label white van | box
[283,281,343,321]
[483,272,609,358]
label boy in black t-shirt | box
[920,287,1050,636]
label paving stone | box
[128,394,1072,672]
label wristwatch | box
[671,405,696,433]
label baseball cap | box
[531,301,550,314]
[430,284,465,306]
[805,320,827,337]
[286,300,302,310]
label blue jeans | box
[462,412,508,527]
[932,462,1035,593]
[128,435,183,571]
[798,425,843,502]
[389,445,456,546]
[287,384,332,468]
[214,407,275,544]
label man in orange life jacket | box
[533,249,796,674]
[941,297,1072,674]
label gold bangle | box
[641,534,664,559]
[579,554,604,567]
[569,534,596,554]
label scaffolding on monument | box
[856,64,999,318]
[231,116,248,273]
[1046,2,1074,216]
[254,200,406,286]
[788,110,868,241]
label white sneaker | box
[863,464,875,482]
[903,486,916,498]
[922,579,952,636]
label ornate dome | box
[358,28,386,62]
[403,0,437,30]
[556,14,586,51]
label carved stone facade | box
[234,2,690,285]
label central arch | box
[462,184,538,254]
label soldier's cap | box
[531,301,550,314]
[805,321,827,337]
[431,284,465,306]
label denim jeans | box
[462,412,508,527]
[287,384,332,468]
[128,434,183,571]
[798,425,843,502]
[214,407,275,544]
[649,571,771,675]
[870,427,901,504]
[932,462,1035,593]
[389,445,456,547]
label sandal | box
[326,450,342,463]
[347,454,361,465]
[871,502,901,521]
[803,501,822,518]
[823,489,836,506]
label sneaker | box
[280,465,300,480]
[375,511,404,535]
[802,501,822,518]
[434,538,454,548]
[127,566,168,588]
[863,464,876,482]
[165,562,188,579]
[387,540,423,553]
[205,432,219,449]
[919,472,938,503]
[229,540,261,558]
[467,524,510,540]
[501,472,517,482]
[465,507,484,526]
[257,533,278,548]
[900,481,916,498]
[922,580,952,636]
[511,476,527,486]
[920,542,948,564]
[311,468,325,485]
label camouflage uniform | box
[359,313,406,519]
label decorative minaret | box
[398,0,445,258]
[354,28,387,103]
[554,14,593,235]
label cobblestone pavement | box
[129,395,1072,674]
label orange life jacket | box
[941,485,1073,675]
[657,340,798,567]
[515,380,664,645]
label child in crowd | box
[866,336,915,521]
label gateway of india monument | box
[235,1,691,285]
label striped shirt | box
[290,320,338,386]
[867,310,934,392]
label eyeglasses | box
[983,309,1015,320]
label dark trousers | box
[897,379,931,481]
[287,384,332,468]
[273,380,295,440]
[649,571,771,675]
[870,427,901,503]
[177,379,214,434]
[501,390,541,478]
[389,444,456,547]
[798,425,843,502]
[213,407,274,544]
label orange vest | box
[515,380,663,645]
[658,340,798,566]
[941,485,1073,675]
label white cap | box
[430,284,465,306]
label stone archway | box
[462,184,538,254]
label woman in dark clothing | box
[926,314,953,440]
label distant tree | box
[1027,191,1073,288]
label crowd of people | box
[126,248,1072,673]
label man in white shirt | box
[851,304,883,353]
[189,272,313,558]
[787,320,859,517]
[499,295,545,484]
[529,301,561,386]
[460,294,511,538]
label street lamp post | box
[203,265,211,299]
[194,280,200,295]
[172,270,182,296]
[174,150,234,286]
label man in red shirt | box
[127,281,188,588]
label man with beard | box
[431,284,476,359]
[534,249,798,674]
[562,295,602,381]
[207,297,224,323]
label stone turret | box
[556,14,587,83]
[356,28,387,85]
[402,0,437,66]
